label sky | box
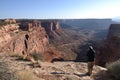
[0,0,120,19]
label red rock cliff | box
[0,20,63,62]
[96,24,120,66]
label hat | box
[89,46,93,50]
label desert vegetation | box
[0,21,7,26]
[0,20,16,26]
[16,70,39,80]
[0,62,16,80]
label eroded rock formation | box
[41,21,71,45]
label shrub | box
[0,21,8,26]
[31,51,44,61]
[16,70,39,80]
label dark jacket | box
[87,48,95,62]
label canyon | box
[0,18,117,63]
[0,18,120,80]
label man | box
[86,45,96,76]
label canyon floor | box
[0,53,107,80]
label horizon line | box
[0,18,112,20]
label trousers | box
[87,62,94,75]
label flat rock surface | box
[0,53,106,80]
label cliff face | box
[0,19,19,51]
[0,19,63,62]
[9,27,48,55]
[0,32,12,51]
[107,24,120,39]
[96,24,120,66]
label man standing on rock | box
[86,45,96,76]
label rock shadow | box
[74,73,88,77]
[75,44,88,62]
[50,72,65,75]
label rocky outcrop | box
[0,20,63,62]
[0,19,19,51]
[0,32,12,51]
[1,24,19,32]
[4,19,16,24]
[96,24,120,66]
[41,21,62,40]
[41,21,60,32]
[18,20,41,31]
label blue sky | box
[0,0,120,19]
